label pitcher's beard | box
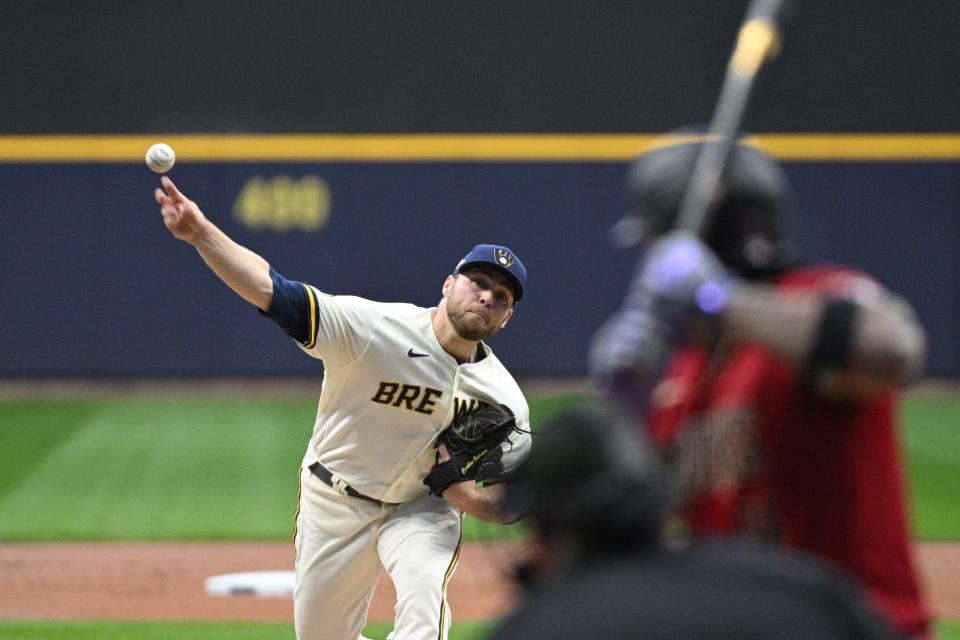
[447,308,496,342]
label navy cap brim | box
[455,261,524,302]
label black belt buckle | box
[308,462,383,505]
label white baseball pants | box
[294,465,463,640]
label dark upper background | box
[1,0,957,134]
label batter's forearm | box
[723,284,926,397]
[723,284,820,362]
[192,221,274,311]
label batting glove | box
[589,230,736,384]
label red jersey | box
[646,264,930,637]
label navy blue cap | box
[454,244,527,302]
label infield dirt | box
[0,541,957,622]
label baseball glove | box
[424,403,522,496]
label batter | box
[590,133,930,637]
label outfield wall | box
[1,150,957,377]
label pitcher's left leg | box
[377,495,462,640]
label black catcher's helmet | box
[503,404,666,551]
[614,131,795,279]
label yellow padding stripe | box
[757,134,960,160]
[0,134,956,161]
[437,527,464,640]
[302,284,318,350]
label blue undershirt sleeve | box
[258,267,316,346]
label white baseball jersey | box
[297,287,531,504]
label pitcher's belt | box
[308,462,391,505]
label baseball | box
[145,143,176,174]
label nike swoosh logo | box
[407,348,430,358]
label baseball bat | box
[673,0,794,236]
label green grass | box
[901,395,960,540]
[0,391,955,540]
[0,618,954,639]
[0,394,597,541]
[0,620,494,640]
[0,620,295,640]
[941,620,960,639]
[0,401,94,504]
[0,398,314,539]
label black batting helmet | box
[503,403,666,551]
[613,130,795,279]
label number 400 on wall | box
[233,174,330,232]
